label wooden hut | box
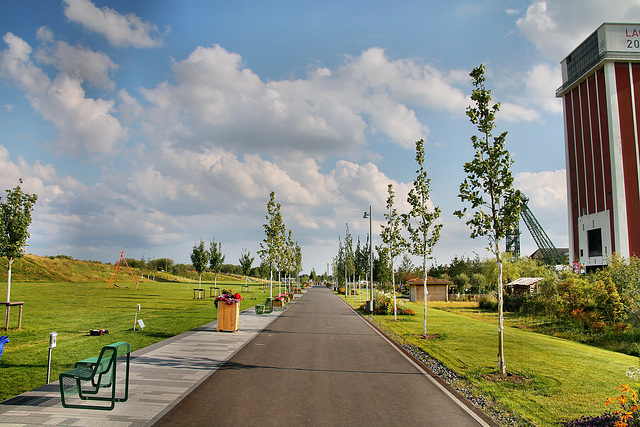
[407,277,451,302]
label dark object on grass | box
[89,329,109,336]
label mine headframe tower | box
[506,196,564,265]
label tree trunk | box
[392,258,397,321]
[423,256,428,337]
[497,260,506,376]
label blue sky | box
[1,0,639,274]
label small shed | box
[407,277,451,302]
[505,277,543,296]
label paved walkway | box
[0,287,494,426]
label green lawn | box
[0,279,276,400]
[342,296,637,426]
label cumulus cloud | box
[0,32,127,157]
[63,0,164,48]
[524,63,562,114]
[516,0,640,61]
[515,169,566,214]
[498,102,540,122]
[35,30,119,89]
[137,45,468,157]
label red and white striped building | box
[557,23,640,270]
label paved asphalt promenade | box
[0,286,493,426]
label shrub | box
[478,295,498,311]
[557,412,620,426]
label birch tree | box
[1,179,37,329]
[259,191,285,298]
[381,183,406,321]
[190,239,209,289]
[209,237,225,287]
[454,64,522,376]
[403,139,442,337]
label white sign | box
[49,332,57,349]
[137,319,145,329]
[600,23,640,53]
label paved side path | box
[154,287,491,427]
[0,298,288,426]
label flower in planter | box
[216,291,242,305]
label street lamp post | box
[363,206,374,314]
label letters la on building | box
[557,23,640,271]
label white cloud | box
[515,169,566,214]
[517,0,640,61]
[137,45,468,157]
[63,0,164,48]
[0,33,127,157]
[0,32,50,94]
[35,32,119,89]
[524,63,562,114]
[499,102,540,122]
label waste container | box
[0,336,8,360]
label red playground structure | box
[107,251,140,290]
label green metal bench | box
[59,341,130,410]
[255,297,273,314]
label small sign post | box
[47,332,57,383]
[133,304,141,331]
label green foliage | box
[452,272,470,293]
[354,236,369,280]
[190,239,209,278]
[373,245,392,285]
[403,139,442,265]
[454,65,521,255]
[209,237,225,273]
[553,275,624,329]
[259,191,286,281]
[0,179,38,262]
[238,248,254,277]
[478,294,498,311]
[469,272,487,293]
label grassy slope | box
[343,296,636,427]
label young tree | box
[381,183,406,320]
[293,241,302,286]
[344,224,355,297]
[373,245,392,288]
[259,191,285,298]
[454,64,522,376]
[239,248,254,278]
[0,179,37,329]
[355,237,369,300]
[190,239,209,289]
[403,139,442,338]
[209,237,225,287]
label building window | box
[588,228,603,257]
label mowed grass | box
[0,278,274,401]
[342,296,637,427]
